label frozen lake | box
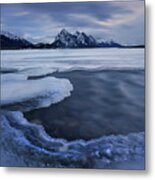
[1,48,145,169]
[1,48,144,75]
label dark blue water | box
[24,70,144,140]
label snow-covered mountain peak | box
[75,31,80,36]
[53,29,99,48]
[55,29,71,42]
[59,29,70,35]
[1,31,32,49]
[1,31,22,40]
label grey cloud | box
[1,1,144,45]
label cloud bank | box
[1,1,144,45]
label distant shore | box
[0,45,145,50]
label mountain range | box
[0,29,143,50]
[51,29,122,48]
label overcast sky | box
[1,0,144,45]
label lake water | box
[25,69,144,140]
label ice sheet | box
[1,48,144,78]
[1,77,73,110]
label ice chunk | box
[1,77,73,110]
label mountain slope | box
[0,31,33,50]
[51,29,121,48]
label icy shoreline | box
[0,110,144,168]
[0,70,144,169]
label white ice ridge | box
[1,76,73,110]
[0,110,144,168]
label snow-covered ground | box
[0,48,145,169]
